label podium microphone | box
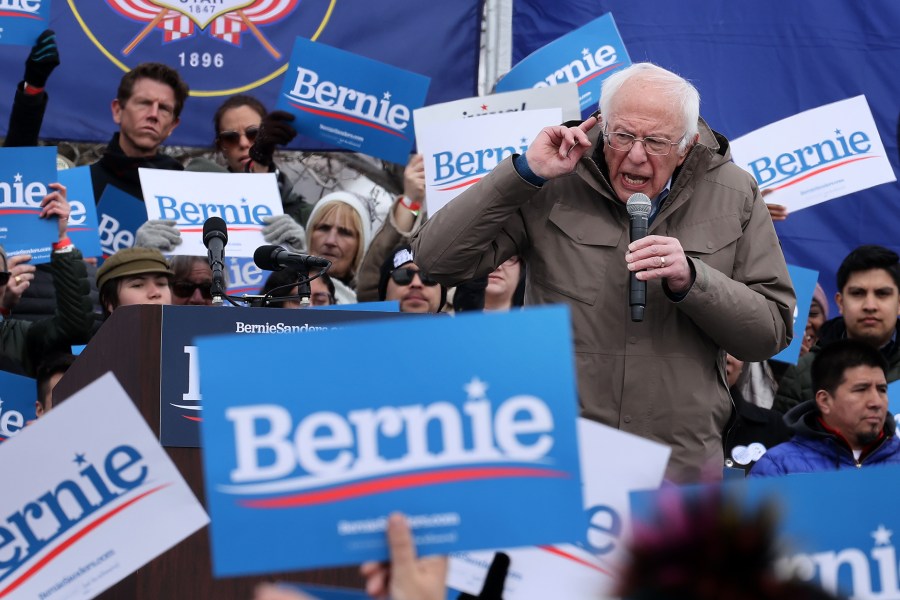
[627,193,651,322]
[253,245,332,271]
[203,217,228,305]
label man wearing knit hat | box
[775,245,900,414]
[96,247,174,318]
[378,245,445,314]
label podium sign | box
[159,305,420,447]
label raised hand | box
[523,113,600,180]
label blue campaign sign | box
[57,166,101,259]
[198,306,584,575]
[0,370,36,442]
[279,584,367,600]
[313,300,400,312]
[496,13,630,118]
[158,305,423,448]
[276,37,430,164]
[96,185,146,260]
[631,464,900,599]
[771,265,819,365]
[0,0,51,46]
[226,256,264,296]
[888,381,900,426]
[0,146,58,264]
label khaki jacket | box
[413,119,795,482]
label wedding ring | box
[14,275,21,284]
[660,256,666,267]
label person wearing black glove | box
[458,552,510,600]
[24,29,60,91]
[5,29,60,147]
[248,109,297,169]
[187,96,312,226]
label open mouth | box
[623,174,649,186]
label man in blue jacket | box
[751,339,900,476]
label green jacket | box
[0,248,94,376]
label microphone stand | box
[295,266,311,307]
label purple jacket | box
[749,400,900,476]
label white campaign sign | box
[730,95,896,213]
[446,419,671,600]
[139,169,284,258]
[0,373,209,599]
[413,83,580,130]
[417,108,561,216]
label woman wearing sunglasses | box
[186,94,311,228]
[136,95,310,285]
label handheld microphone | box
[253,245,332,272]
[626,193,651,322]
[203,216,228,305]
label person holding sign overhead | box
[3,29,59,148]
[0,188,93,377]
[413,62,795,482]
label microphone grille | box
[203,216,229,245]
[253,244,283,271]
[626,193,652,217]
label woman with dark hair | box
[187,93,311,227]
[137,94,309,256]
[260,268,335,308]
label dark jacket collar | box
[97,132,184,189]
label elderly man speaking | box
[413,62,795,482]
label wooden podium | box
[54,305,363,599]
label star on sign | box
[73,453,87,466]
[383,91,392,101]
[872,524,893,546]
[481,104,488,111]
[834,128,842,136]
[14,173,23,183]
[465,377,488,400]
[582,48,590,56]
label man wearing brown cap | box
[96,247,174,318]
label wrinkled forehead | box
[316,203,360,233]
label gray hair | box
[599,62,700,154]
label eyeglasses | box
[172,281,213,300]
[603,130,684,156]
[0,272,9,286]
[390,267,439,287]
[310,292,334,306]
[218,126,260,147]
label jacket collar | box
[98,133,183,188]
